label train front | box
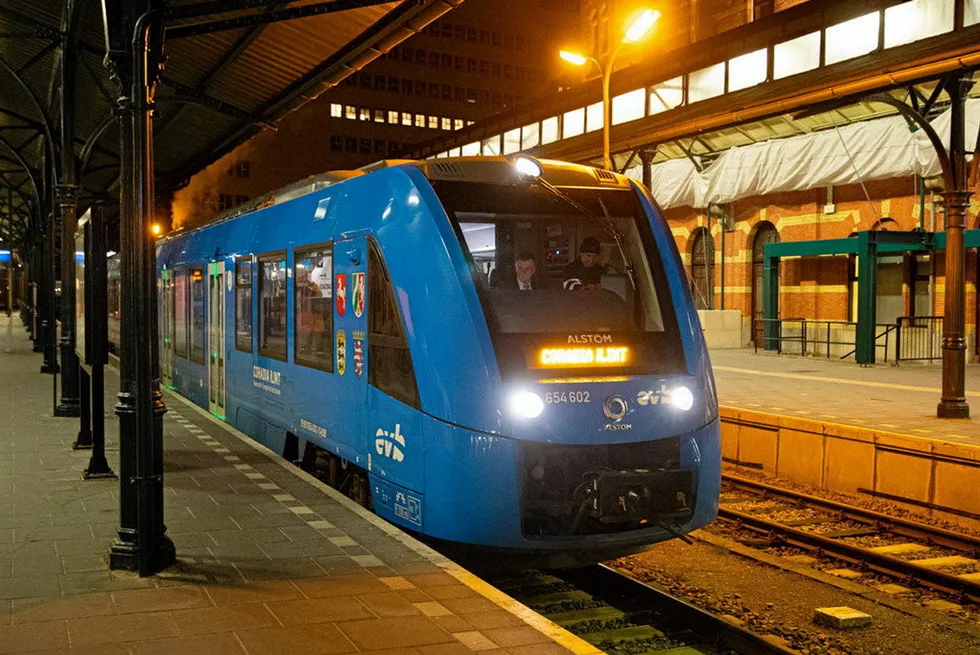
[412,157,719,567]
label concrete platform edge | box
[165,388,602,655]
[719,405,980,531]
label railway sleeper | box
[545,606,625,627]
[523,589,593,607]
[577,625,664,645]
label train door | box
[207,261,226,418]
[752,222,779,347]
[161,269,174,387]
[331,237,368,463]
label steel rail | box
[562,564,798,655]
[718,506,980,603]
[723,474,980,553]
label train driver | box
[563,237,607,291]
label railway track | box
[718,474,980,603]
[489,564,796,654]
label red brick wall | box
[664,177,980,336]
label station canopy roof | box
[0,0,450,208]
[622,79,980,210]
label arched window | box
[690,227,714,310]
[751,222,779,346]
[872,217,899,231]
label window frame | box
[293,242,334,373]
[367,239,419,409]
[188,265,206,365]
[234,256,254,353]
[257,251,288,362]
[173,266,189,360]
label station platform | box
[0,316,593,654]
[711,348,980,529]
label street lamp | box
[560,8,660,171]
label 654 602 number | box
[544,391,590,404]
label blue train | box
[155,156,720,566]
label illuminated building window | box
[612,88,645,124]
[585,102,603,132]
[359,108,371,121]
[773,32,820,79]
[521,122,540,149]
[688,63,725,103]
[884,0,954,47]
[649,77,684,114]
[502,128,521,155]
[466,120,475,126]
[481,136,501,156]
[415,114,425,127]
[968,0,980,26]
[728,48,767,92]
[402,112,412,126]
[453,118,464,130]
[374,109,385,123]
[345,105,356,120]
[441,117,452,130]
[388,110,399,124]
[562,108,585,139]
[541,116,559,144]
[428,116,439,129]
[330,103,342,118]
[825,11,880,65]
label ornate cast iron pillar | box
[55,183,81,417]
[937,76,972,419]
[106,0,174,575]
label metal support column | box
[75,369,93,447]
[106,0,174,575]
[937,75,972,418]
[855,231,878,365]
[55,182,81,417]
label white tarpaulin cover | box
[632,98,980,209]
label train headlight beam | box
[509,391,544,419]
[670,386,695,411]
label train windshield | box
[434,180,685,375]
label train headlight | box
[509,391,544,419]
[670,386,695,411]
[513,156,542,178]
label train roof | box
[159,157,633,243]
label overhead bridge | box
[407,0,980,168]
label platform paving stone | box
[0,315,588,653]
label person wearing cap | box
[563,237,606,290]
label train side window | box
[173,267,188,359]
[258,253,287,361]
[294,244,333,372]
[235,258,253,352]
[189,267,206,365]
[367,241,418,408]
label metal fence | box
[754,318,895,361]
[895,316,943,362]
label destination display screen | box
[533,345,631,368]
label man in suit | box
[489,251,537,290]
[513,251,536,290]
